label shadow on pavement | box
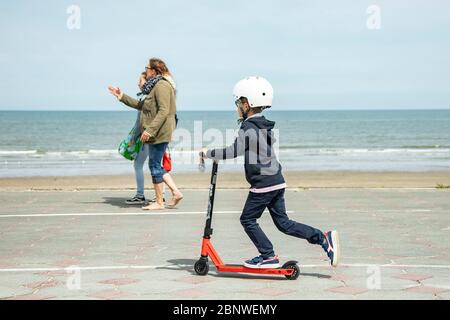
[156,258,198,275]
[210,271,331,281]
[160,258,331,280]
[296,272,331,279]
[210,272,288,281]
[100,197,148,208]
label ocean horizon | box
[1,110,449,177]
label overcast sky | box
[0,0,449,110]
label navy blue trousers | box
[240,188,324,259]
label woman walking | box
[109,58,183,210]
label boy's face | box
[235,98,250,118]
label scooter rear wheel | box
[194,258,209,276]
[282,261,300,280]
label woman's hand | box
[140,131,151,143]
[108,85,123,99]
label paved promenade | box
[0,188,449,299]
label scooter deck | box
[201,238,296,276]
[216,264,295,275]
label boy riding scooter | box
[200,76,340,269]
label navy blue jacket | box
[207,115,285,189]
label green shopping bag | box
[118,127,143,161]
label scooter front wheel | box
[194,258,209,276]
[282,261,300,280]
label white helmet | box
[233,76,274,108]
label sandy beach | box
[1,171,449,191]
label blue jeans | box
[134,144,149,197]
[240,188,324,259]
[147,142,168,184]
[133,142,168,196]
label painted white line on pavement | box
[0,265,166,273]
[0,210,293,218]
[0,211,204,218]
[338,263,450,269]
[1,263,450,273]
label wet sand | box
[1,171,449,191]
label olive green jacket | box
[119,79,176,144]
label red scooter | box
[194,157,300,280]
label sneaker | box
[125,195,146,205]
[322,230,340,267]
[244,255,280,269]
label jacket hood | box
[246,115,275,130]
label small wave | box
[1,147,449,157]
[0,149,119,157]
[279,145,333,149]
[279,145,450,150]
[45,152,65,156]
[87,149,117,154]
[0,150,37,155]
[400,145,449,149]
[278,148,450,154]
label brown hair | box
[149,57,171,76]
[239,97,265,114]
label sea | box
[0,110,449,177]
